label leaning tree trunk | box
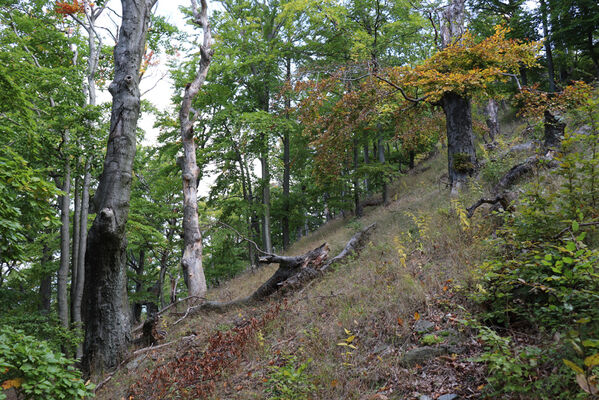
[178,0,212,298]
[82,0,156,376]
[441,92,476,191]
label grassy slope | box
[97,135,535,399]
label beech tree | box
[178,0,212,298]
[82,0,157,374]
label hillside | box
[93,131,546,399]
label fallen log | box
[468,153,557,218]
[187,223,376,314]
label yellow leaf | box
[584,354,599,368]
[414,312,420,321]
[563,359,584,374]
[344,328,352,335]
[346,335,355,343]
[1,377,23,390]
[337,342,348,346]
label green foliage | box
[0,313,81,356]
[471,95,599,398]
[266,355,316,400]
[0,326,94,400]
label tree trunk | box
[409,150,415,169]
[71,167,81,321]
[540,0,556,92]
[82,0,156,375]
[58,131,71,332]
[441,92,476,191]
[353,138,363,217]
[544,110,565,148]
[282,57,291,250]
[441,0,465,48]
[38,244,52,314]
[363,141,370,192]
[377,132,388,205]
[178,0,212,298]
[484,98,499,143]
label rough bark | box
[544,110,565,148]
[441,92,476,192]
[188,223,376,314]
[57,131,71,331]
[441,0,465,48]
[82,0,156,375]
[178,0,212,298]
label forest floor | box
[96,130,538,399]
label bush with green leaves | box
[266,355,316,400]
[0,326,94,400]
[470,95,599,398]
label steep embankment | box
[95,143,532,400]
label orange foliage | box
[513,81,593,119]
[382,26,541,102]
[55,0,86,15]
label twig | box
[373,74,429,103]
[553,220,599,239]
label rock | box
[413,319,435,333]
[399,346,447,367]
[418,395,433,400]
[438,394,458,400]
[126,354,147,371]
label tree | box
[178,0,212,298]
[82,0,157,375]
[379,26,539,190]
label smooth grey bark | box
[441,92,476,192]
[82,0,156,375]
[71,166,81,321]
[353,138,363,217]
[261,156,273,254]
[377,134,389,205]
[58,131,71,331]
[363,142,370,192]
[282,57,291,250]
[178,0,212,298]
[484,98,499,143]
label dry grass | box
[97,139,538,399]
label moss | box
[453,152,475,173]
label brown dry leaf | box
[397,317,404,326]
[576,374,599,394]
[414,312,420,321]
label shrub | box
[0,326,94,400]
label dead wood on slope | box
[468,153,557,218]
[185,223,377,315]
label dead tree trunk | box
[189,223,376,314]
[178,0,212,299]
[484,98,499,143]
[544,110,565,148]
[82,0,156,375]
